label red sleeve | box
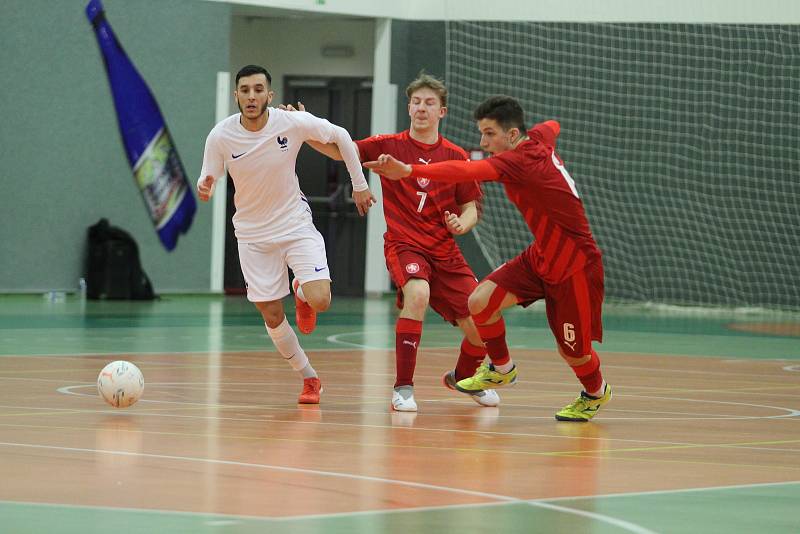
[485,148,529,183]
[355,136,382,162]
[528,120,560,147]
[408,159,499,183]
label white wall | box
[229,16,375,104]
[211,0,800,23]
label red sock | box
[475,318,510,366]
[455,338,486,381]
[570,349,604,394]
[394,318,422,388]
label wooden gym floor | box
[0,294,798,533]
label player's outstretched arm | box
[293,107,374,215]
[444,201,478,235]
[328,124,375,216]
[366,156,500,183]
[307,140,344,161]
[280,102,346,161]
[363,154,412,180]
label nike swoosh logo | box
[232,152,245,159]
[314,266,327,272]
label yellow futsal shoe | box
[455,363,517,393]
[555,383,612,422]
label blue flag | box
[86,0,195,251]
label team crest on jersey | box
[416,177,430,188]
[277,136,289,152]
[405,263,420,274]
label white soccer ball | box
[97,360,144,408]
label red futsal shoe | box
[292,278,317,334]
[298,377,322,404]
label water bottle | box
[85,0,195,251]
[78,277,87,302]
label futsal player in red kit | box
[366,95,611,421]
[294,73,499,412]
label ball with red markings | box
[97,360,144,408]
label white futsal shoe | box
[391,386,418,412]
[442,370,501,407]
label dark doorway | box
[223,76,373,297]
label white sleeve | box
[198,129,225,188]
[296,112,368,192]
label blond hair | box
[405,71,448,108]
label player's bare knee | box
[308,293,331,312]
[403,291,429,315]
[301,280,331,311]
[467,291,488,317]
[401,281,430,315]
[255,304,284,328]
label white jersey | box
[199,108,367,243]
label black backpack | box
[86,219,156,300]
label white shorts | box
[238,225,331,302]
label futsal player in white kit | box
[197,65,376,404]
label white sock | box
[265,318,316,376]
[588,381,606,398]
[300,363,317,379]
[495,361,514,374]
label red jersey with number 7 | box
[356,131,482,260]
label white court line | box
[0,347,380,358]
[536,479,800,502]
[3,353,798,385]
[628,395,800,419]
[326,330,390,350]
[529,501,657,533]
[3,343,798,374]
[4,395,799,453]
[5,478,797,527]
[54,382,800,423]
[0,441,655,534]
[274,479,800,522]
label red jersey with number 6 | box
[356,131,481,260]
[484,122,601,284]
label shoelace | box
[570,397,590,411]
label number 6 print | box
[563,323,576,343]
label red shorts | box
[487,247,604,357]
[385,242,478,324]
